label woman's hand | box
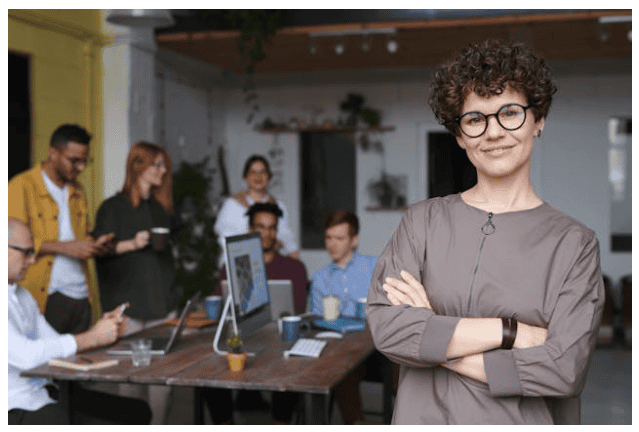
[383,270,432,309]
[132,230,150,250]
[514,322,548,349]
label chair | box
[621,275,632,346]
[597,274,616,345]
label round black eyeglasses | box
[456,104,533,138]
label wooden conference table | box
[21,320,394,424]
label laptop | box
[268,280,295,321]
[107,291,201,356]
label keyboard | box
[284,338,327,358]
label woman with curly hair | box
[367,39,604,424]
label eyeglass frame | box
[59,153,90,168]
[152,160,167,170]
[455,103,534,138]
[9,244,36,259]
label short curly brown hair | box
[429,39,557,137]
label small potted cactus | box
[226,330,247,372]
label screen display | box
[225,233,270,317]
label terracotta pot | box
[227,352,248,372]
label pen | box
[340,325,363,332]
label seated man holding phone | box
[8,217,150,425]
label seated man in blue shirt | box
[310,209,377,318]
[8,217,151,425]
[310,209,377,424]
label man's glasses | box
[9,244,36,259]
[61,154,90,168]
[456,103,533,138]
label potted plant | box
[226,330,248,372]
[172,157,220,309]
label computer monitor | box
[213,232,272,355]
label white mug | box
[322,295,341,321]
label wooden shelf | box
[366,206,408,212]
[256,125,395,134]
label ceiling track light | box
[106,9,175,28]
[361,34,372,52]
[309,27,397,56]
[386,38,399,54]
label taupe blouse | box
[367,193,604,424]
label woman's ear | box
[535,118,546,138]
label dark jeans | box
[9,384,151,425]
[200,388,300,424]
[44,292,92,334]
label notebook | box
[313,317,366,333]
[107,291,201,356]
[268,279,295,321]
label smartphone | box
[117,303,128,318]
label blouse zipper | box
[466,212,495,313]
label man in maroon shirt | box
[207,203,309,424]
[216,202,309,314]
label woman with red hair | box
[92,142,177,424]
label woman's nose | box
[485,116,505,138]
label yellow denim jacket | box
[8,164,101,321]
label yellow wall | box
[8,9,109,321]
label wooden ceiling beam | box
[156,11,632,74]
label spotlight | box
[386,38,398,53]
[335,42,345,55]
[361,34,372,52]
[309,40,318,55]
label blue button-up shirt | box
[310,252,378,317]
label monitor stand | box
[212,294,257,357]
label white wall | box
[135,50,630,287]
[220,60,632,283]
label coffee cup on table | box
[151,227,170,251]
[279,315,310,342]
[204,295,223,320]
[322,295,341,321]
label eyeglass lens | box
[459,104,528,138]
[65,156,88,167]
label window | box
[300,132,356,249]
[428,132,476,198]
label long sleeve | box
[484,232,604,398]
[92,197,121,258]
[367,203,461,368]
[275,199,298,253]
[309,273,326,316]
[214,198,247,247]
[8,288,77,371]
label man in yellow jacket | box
[8,124,114,334]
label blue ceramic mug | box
[279,316,310,342]
[204,295,222,320]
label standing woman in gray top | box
[367,39,604,424]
